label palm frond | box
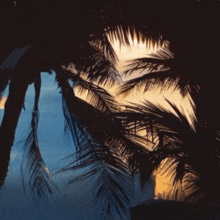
[106,25,165,49]
[0,46,32,99]
[183,173,206,204]
[63,69,119,113]
[106,25,131,47]
[75,82,119,113]
[149,49,174,60]
[62,95,82,154]
[72,43,121,88]
[117,46,197,97]
[123,48,174,77]
[118,71,182,96]
[0,76,30,187]
[21,76,57,199]
[114,100,197,190]
[58,126,131,219]
[122,100,220,203]
[122,100,196,137]
[61,93,155,185]
[64,139,131,219]
[55,71,132,218]
[90,32,119,63]
[57,68,200,206]
[0,70,9,99]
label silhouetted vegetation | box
[1,1,220,219]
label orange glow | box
[153,158,183,200]
[0,96,7,109]
[154,172,173,199]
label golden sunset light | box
[107,27,196,129]
[153,158,183,200]
[0,96,7,109]
[106,27,196,201]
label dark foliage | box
[21,76,58,199]
[1,1,220,219]
[130,199,220,220]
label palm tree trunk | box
[0,79,28,187]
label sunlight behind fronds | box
[106,26,171,77]
[153,158,184,201]
[104,27,197,130]
[116,83,197,131]
[64,26,197,202]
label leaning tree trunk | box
[0,78,29,187]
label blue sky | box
[0,72,154,220]
[0,72,73,174]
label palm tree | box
[0,2,144,218]
[0,44,137,220]
[1,0,220,218]
[114,0,220,207]
[0,0,118,185]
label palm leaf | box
[0,70,9,99]
[106,25,131,47]
[71,43,121,88]
[106,25,165,49]
[75,82,118,113]
[0,46,32,98]
[21,76,57,199]
[117,46,197,97]
[55,71,133,218]
[114,100,197,190]
[90,32,119,64]
[123,48,174,77]
[62,135,131,219]
[119,100,220,203]
[118,71,184,97]
[62,69,119,113]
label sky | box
[0,73,99,220]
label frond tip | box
[21,77,57,199]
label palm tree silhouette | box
[116,1,220,206]
[1,0,220,219]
